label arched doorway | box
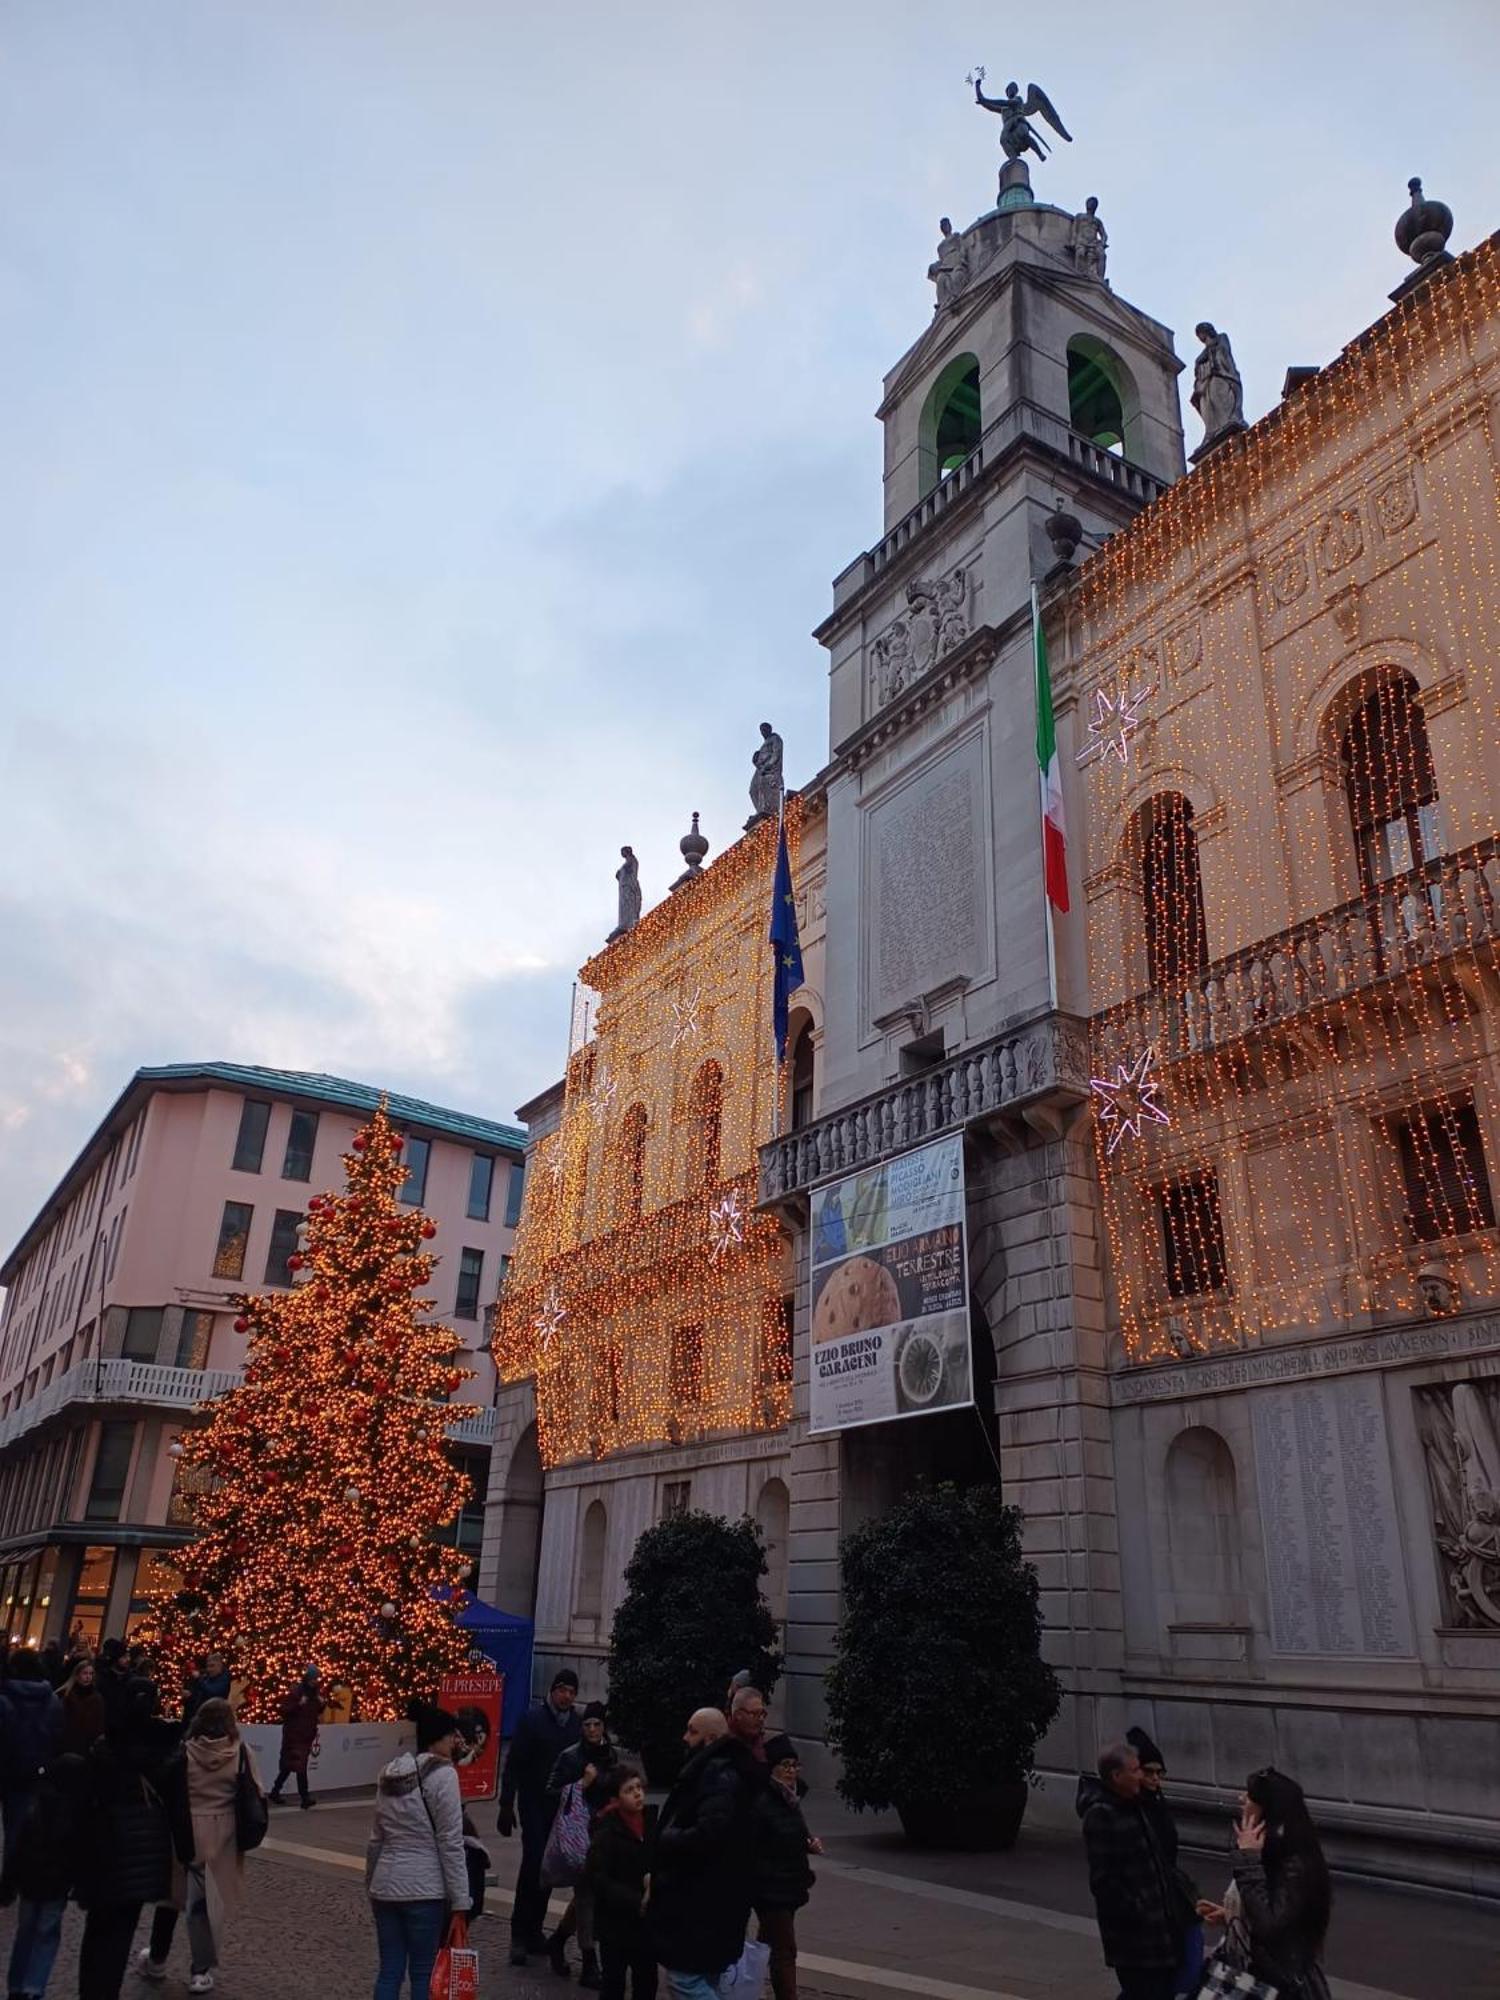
[492,1421,544,1619]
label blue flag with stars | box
[770,818,803,1063]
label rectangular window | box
[281,1109,319,1183]
[84,1421,137,1522]
[232,1099,271,1174]
[106,1206,128,1281]
[212,1202,253,1281]
[1391,1097,1497,1243]
[455,1248,484,1321]
[121,1307,163,1363]
[661,1479,691,1521]
[467,1153,494,1222]
[264,1209,304,1288]
[670,1324,704,1405]
[174,1311,212,1371]
[68,1545,118,1646]
[503,1161,525,1229]
[1157,1172,1230,1300]
[400,1136,431,1207]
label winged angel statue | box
[970,70,1072,163]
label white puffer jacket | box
[366,1751,471,1909]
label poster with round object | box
[812,1255,901,1346]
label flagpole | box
[1033,583,1060,1014]
[771,792,785,1140]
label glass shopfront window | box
[10,1553,41,1644]
[128,1547,182,1639]
[69,1544,118,1647]
[24,1548,60,1647]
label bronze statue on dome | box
[969,71,1072,164]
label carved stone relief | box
[1268,543,1310,608]
[1315,505,1364,577]
[869,565,971,709]
[1165,621,1202,682]
[1415,1378,1500,1629]
[1374,467,1420,537]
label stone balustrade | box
[758,1014,1090,1204]
[1095,837,1500,1071]
[0,1356,496,1451]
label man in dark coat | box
[182,1650,232,1725]
[648,1707,760,1998]
[1077,1741,1188,2000]
[0,1651,64,1855]
[498,1668,582,1967]
[268,1666,326,1808]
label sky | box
[2,0,1498,1256]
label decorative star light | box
[670,989,703,1047]
[547,1150,565,1186]
[1076,680,1157,768]
[534,1289,568,1357]
[1090,1045,1171,1155]
[708,1188,747,1262]
[593,1068,619,1115]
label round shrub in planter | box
[825,1483,1060,1851]
[606,1509,782,1785]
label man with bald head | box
[648,1704,761,1996]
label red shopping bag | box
[429,1916,479,2000]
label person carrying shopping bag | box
[366,1704,471,2000]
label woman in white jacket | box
[367,1703,472,1999]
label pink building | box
[0,1064,525,1647]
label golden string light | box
[151,1108,474,1719]
[493,808,803,1467]
[1070,235,1500,1362]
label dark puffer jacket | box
[0,1678,63,1787]
[1076,1774,1185,1971]
[585,1802,656,1953]
[548,1735,618,1812]
[0,1754,90,1902]
[1232,1854,1332,1996]
[751,1780,815,1912]
[74,1721,191,1909]
[649,1736,761,1977]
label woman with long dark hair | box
[1199,1766,1332,2000]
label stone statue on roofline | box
[928,217,971,311]
[1189,322,1246,458]
[1068,197,1108,281]
[970,71,1072,164]
[609,845,641,941]
[747,721,784,828]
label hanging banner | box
[807,1132,971,1434]
[440,1666,505,1801]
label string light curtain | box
[151,1108,474,1717]
[493,807,803,1466]
[1073,237,1500,1362]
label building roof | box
[2,1062,524,1283]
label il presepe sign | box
[807,1133,971,1434]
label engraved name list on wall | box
[874,762,981,1010]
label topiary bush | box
[825,1483,1060,1841]
[607,1509,782,1783]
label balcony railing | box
[0,1358,498,1453]
[758,1015,1090,1204]
[832,402,1168,607]
[1095,838,1500,1071]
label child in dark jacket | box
[752,1735,821,2000]
[583,1765,657,2000]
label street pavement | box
[3,1788,1496,2000]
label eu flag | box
[770,819,804,1063]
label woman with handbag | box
[546,1701,616,1985]
[136,1698,264,1993]
[366,1703,471,2000]
[1196,1767,1333,2000]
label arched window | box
[1139,793,1208,990]
[789,1022,815,1132]
[1068,336,1133,453]
[919,354,982,493]
[1341,672,1441,897]
[576,1499,607,1622]
[618,1104,648,1220]
[689,1062,723,1190]
[755,1477,790,1629]
[1165,1427,1242,1611]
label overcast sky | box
[2,0,1497,1255]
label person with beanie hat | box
[499,1669,583,1967]
[366,1703,471,2000]
[1125,1726,1203,1999]
[547,1703,617,1984]
[751,1736,819,2000]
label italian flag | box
[1034,588,1070,913]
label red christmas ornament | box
[233,1317,249,1334]
[391,1135,404,1152]
[353,1135,367,1151]
[287,1253,305,1271]
[421,1222,437,1240]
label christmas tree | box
[153,1106,474,1719]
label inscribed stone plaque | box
[1251,1376,1414,1657]
[870,751,982,1011]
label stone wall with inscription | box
[863,731,990,1022]
[1251,1377,1415,1658]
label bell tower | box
[772,143,1188,1770]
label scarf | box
[601,1799,645,1840]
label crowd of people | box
[497,1670,819,2000]
[1078,1727,1333,2000]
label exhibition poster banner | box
[808,1132,971,1434]
[440,1666,505,1801]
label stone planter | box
[895,1777,1029,1851]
